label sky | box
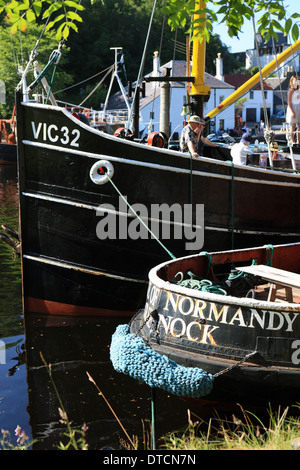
[211,0,298,53]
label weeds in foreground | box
[0,426,34,450]
[3,353,299,450]
[161,405,300,450]
[40,353,89,450]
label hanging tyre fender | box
[90,160,114,185]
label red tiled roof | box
[224,74,273,90]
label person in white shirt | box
[230,132,253,165]
[286,76,300,144]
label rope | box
[27,47,63,93]
[104,171,176,260]
[252,18,274,168]
[172,266,256,297]
[264,244,273,266]
[127,0,157,131]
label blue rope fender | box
[110,324,214,398]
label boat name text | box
[31,122,80,147]
[162,290,298,333]
[145,285,299,347]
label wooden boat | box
[120,242,300,405]
[15,3,300,317]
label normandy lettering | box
[162,291,298,333]
[31,121,80,147]
[143,289,299,346]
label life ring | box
[90,160,114,185]
[83,109,90,117]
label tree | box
[0,22,73,117]
[0,0,299,44]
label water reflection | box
[1,166,297,450]
[25,314,192,449]
[0,165,28,442]
[0,165,192,450]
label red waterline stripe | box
[24,297,134,317]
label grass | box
[160,404,300,450]
[1,355,299,450]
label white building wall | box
[204,88,235,132]
[241,89,273,124]
[139,85,235,138]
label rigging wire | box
[127,0,158,131]
[53,65,114,94]
[78,65,114,106]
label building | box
[138,53,235,138]
[105,52,236,138]
[223,73,274,125]
[244,33,299,77]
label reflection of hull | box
[16,91,300,317]
[0,143,17,164]
[129,243,300,405]
[24,314,192,449]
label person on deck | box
[180,115,218,158]
[286,75,300,144]
[230,132,253,165]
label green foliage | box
[0,22,73,117]
[1,0,298,111]
[1,0,299,44]
[164,0,300,44]
[0,0,85,41]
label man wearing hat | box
[180,115,218,158]
[230,132,253,165]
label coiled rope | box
[172,267,255,297]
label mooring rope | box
[104,171,176,260]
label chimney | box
[153,51,161,77]
[216,52,224,81]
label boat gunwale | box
[147,242,300,312]
[20,99,300,182]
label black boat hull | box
[16,94,300,316]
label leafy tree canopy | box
[0,0,299,43]
[0,22,73,117]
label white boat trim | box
[22,139,300,187]
[22,191,299,237]
[148,250,300,312]
[23,254,148,284]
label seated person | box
[260,141,286,167]
[230,132,253,165]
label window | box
[250,91,254,99]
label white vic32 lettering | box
[31,122,80,147]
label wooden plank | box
[239,264,300,289]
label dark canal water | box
[0,164,196,450]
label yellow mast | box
[207,38,300,120]
[189,0,210,116]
